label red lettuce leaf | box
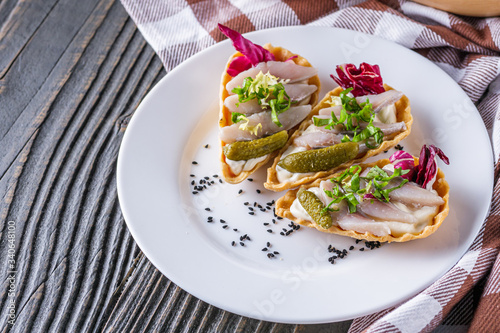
[389,150,415,180]
[414,145,449,189]
[218,24,275,76]
[227,56,252,77]
[330,63,385,97]
[364,193,376,200]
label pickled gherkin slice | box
[223,131,288,161]
[297,189,332,229]
[278,142,359,173]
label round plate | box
[117,26,494,324]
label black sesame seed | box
[263,223,269,226]
[244,202,249,206]
[192,161,198,165]
[277,216,283,220]
[213,174,218,178]
[223,225,228,229]
[240,236,244,241]
[356,239,362,244]
[249,212,255,215]
[205,208,211,211]
[267,242,271,247]
[220,219,226,223]
[192,191,198,194]
[266,206,271,210]
[204,176,209,180]
[238,189,243,194]
[254,202,257,207]
[267,253,274,258]
[273,251,279,255]
[267,229,273,233]
[219,179,223,183]
[248,207,254,211]
[190,174,195,177]
[260,209,266,212]
[262,248,268,251]
[280,232,284,236]
[204,144,209,148]
[360,248,365,251]
[248,178,253,182]
[233,228,238,231]
[349,246,354,250]
[240,242,245,246]
[232,241,236,246]
[256,189,261,194]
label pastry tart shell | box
[265,84,413,191]
[275,158,450,243]
[219,44,321,184]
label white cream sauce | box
[375,104,397,124]
[226,155,268,175]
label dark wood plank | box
[0,0,353,332]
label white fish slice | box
[293,131,344,149]
[219,105,311,143]
[356,90,403,113]
[358,200,417,223]
[226,61,318,93]
[337,213,391,237]
[389,181,445,206]
[224,84,318,114]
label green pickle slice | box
[223,131,288,161]
[297,189,332,229]
[278,142,359,173]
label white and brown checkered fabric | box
[119,0,500,331]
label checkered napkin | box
[119,0,500,331]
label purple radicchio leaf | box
[330,63,385,97]
[364,193,376,200]
[389,150,415,180]
[414,145,450,189]
[226,56,252,77]
[218,24,275,77]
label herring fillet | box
[293,131,344,149]
[389,181,445,206]
[337,213,391,236]
[357,200,417,223]
[317,90,403,116]
[219,105,311,143]
[355,90,404,112]
[224,84,318,114]
[226,61,318,93]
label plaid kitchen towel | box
[119,0,500,332]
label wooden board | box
[0,0,352,331]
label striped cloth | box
[119,0,500,332]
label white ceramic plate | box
[117,27,494,324]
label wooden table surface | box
[0,0,352,331]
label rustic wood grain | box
[0,0,352,332]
